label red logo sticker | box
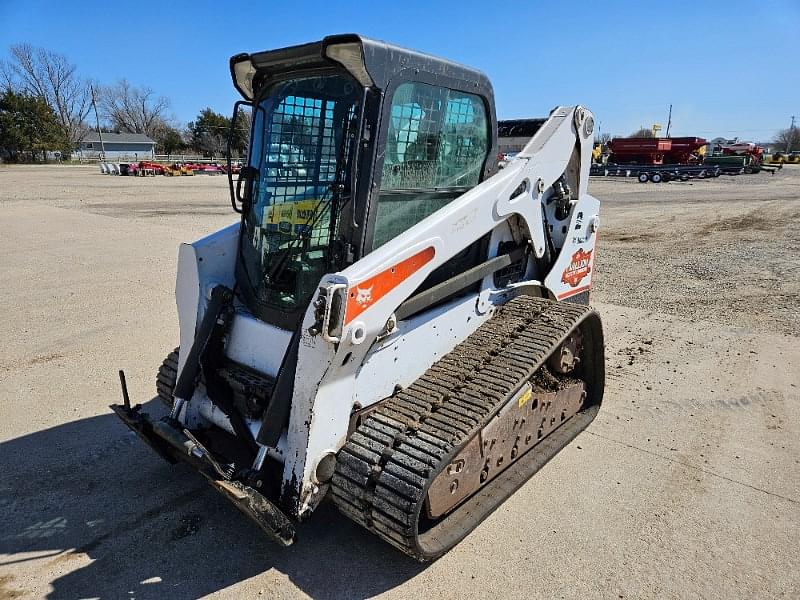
[561,248,593,287]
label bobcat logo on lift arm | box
[561,248,593,287]
[355,286,373,307]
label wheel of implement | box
[637,172,649,183]
[680,173,690,181]
[331,295,604,561]
[650,172,662,183]
[156,347,179,407]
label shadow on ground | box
[0,400,425,599]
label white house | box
[78,132,156,160]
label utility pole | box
[90,85,105,160]
[666,104,673,137]
[790,115,796,153]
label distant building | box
[709,136,732,150]
[78,132,155,160]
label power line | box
[192,125,251,131]
[671,128,785,134]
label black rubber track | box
[331,295,604,561]
[156,348,179,407]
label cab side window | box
[372,82,488,249]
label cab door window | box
[372,82,488,249]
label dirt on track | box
[0,164,798,600]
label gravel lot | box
[1,165,798,599]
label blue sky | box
[2,1,798,142]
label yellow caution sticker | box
[517,387,532,408]
[265,199,322,226]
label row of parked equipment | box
[764,152,800,164]
[590,163,723,183]
[590,160,782,183]
[99,161,242,176]
[589,135,794,183]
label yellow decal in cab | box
[264,199,323,227]
[517,387,532,408]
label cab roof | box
[230,33,493,101]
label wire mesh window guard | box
[241,74,359,310]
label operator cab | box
[228,34,499,330]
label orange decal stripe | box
[556,284,592,300]
[344,246,435,324]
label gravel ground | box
[592,169,800,336]
[0,164,798,600]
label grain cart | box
[113,34,605,561]
[607,136,707,165]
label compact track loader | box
[113,34,605,561]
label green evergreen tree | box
[0,89,69,162]
[187,108,248,157]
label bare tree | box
[98,79,171,138]
[773,126,800,153]
[1,43,91,145]
[629,128,654,138]
[598,132,612,145]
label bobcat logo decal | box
[344,246,436,324]
[354,286,373,306]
